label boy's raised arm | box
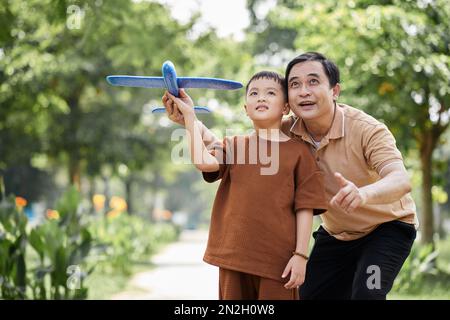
[162,92,221,150]
[165,90,220,173]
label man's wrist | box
[359,187,370,205]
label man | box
[162,52,418,300]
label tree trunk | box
[419,130,435,246]
[125,177,133,215]
[0,174,5,201]
[69,157,81,191]
[67,89,82,192]
[420,151,434,245]
[102,175,111,215]
[88,176,95,214]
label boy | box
[164,71,327,300]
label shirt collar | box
[290,103,345,143]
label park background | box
[0,0,449,299]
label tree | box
[1,0,251,215]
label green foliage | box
[0,195,28,299]
[0,187,93,299]
[89,214,178,275]
[27,186,93,299]
[392,241,450,298]
[392,243,439,293]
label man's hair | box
[245,71,287,100]
[285,52,340,90]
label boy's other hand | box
[282,255,307,289]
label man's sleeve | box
[202,137,230,183]
[294,146,328,215]
[363,124,404,175]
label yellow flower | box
[161,210,172,220]
[46,209,60,220]
[106,209,121,220]
[378,82,395,95]
[93,194,106,212]
[15,196,27,208]
[109,196,127,212]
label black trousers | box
[299,220,416,300]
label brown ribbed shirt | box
[202,135,327,281]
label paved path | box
[111,229,218,300]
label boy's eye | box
[249,91,257,96]
[268,91,276,95]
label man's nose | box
[299,86,311,97]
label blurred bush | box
[89,213,179,275]
[1,187,92,299]
[392,242,450,297]
[1,185,179,299]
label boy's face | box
[287,61,340,121]
[244,78,289,122]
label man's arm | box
[162,91,221,150]
[331,162,412,213]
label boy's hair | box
[245,71,287,100]
[285,52,340,89]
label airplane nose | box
[162,60,176,75]
[162,60,179,97]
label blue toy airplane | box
[106,61,243,113]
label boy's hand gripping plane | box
[106,60,243,113]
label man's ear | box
[332,83,341,101]
[283,102,290,115]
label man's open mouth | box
[299,101,316,107]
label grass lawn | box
[86,262,157,300]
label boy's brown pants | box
[219,268,299,300]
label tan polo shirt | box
[281,103,419,241]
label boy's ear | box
[283,103,290,115]
[244,104,249,115]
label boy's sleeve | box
[202,137,230,183]
[294,146,328,215]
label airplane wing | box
[151,106,211,113]
[177,77,243,90]
[106,76,166,88]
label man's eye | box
[310,79,319,84]
[290,82,299,88]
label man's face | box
[287,61,340,120]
